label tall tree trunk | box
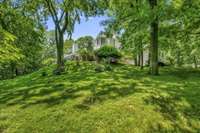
[55,28,65,73]
[138,54,141,67]
[148,50,150,66]
[10,63,15,78]
[15,68,19,76]
[139,42,144,69]
[176,51,182,67]
[134,57,138,66]
[193,56,198,69]
[140,49,144,70]
[149,0,159,75]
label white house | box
[70,34,121,54]
[67,33,151,66]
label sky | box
[46,16,108,40]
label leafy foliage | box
[64,39,74,54]
[0,1,45,79]
[0,28,23,64]
[95,45,122,59]
[76,36,94,51]
[105,0,200,70]
[78,49,95,61]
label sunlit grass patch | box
[0,62,200,133]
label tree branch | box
[61,13,69,33]
[48,0,59,22]
[61,0,75,33]
[59,10,65,23]
[44,0,61,32]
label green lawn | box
[0,62,200,133]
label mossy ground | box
[0,62,200,133]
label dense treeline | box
[1,0,200,79]
[0,0,106,79]
[104,0,200,74]
[0,1,45,79]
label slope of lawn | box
[0,62,200,133]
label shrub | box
[95,64,105,72]
[105,64,113,71]
[95,45,122,63]
[78,49,95,61]
[53,69,63,75]
[42,58,55,66]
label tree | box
[0,27,24,79]
[42,30,57,65]
[64,39,74,54]
[0,0,45,79]
[107,0,160,74]
[106,0,199,74]
[76,36,94,51]
[149,0,158,75]
[0,28,23,65]
[42,0,103,73]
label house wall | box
[93,36,121,50]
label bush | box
[78,49,95,61]
[53,69,62,75]
[95,64,105,72]
[42,58,55,66]
[105,64,113,71]
[95,45,122,63]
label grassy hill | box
[0,62,200,133]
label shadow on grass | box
[143,69,200,132]
[74,81,137,110]
[0,63,142,108]
[0,63,200,132]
